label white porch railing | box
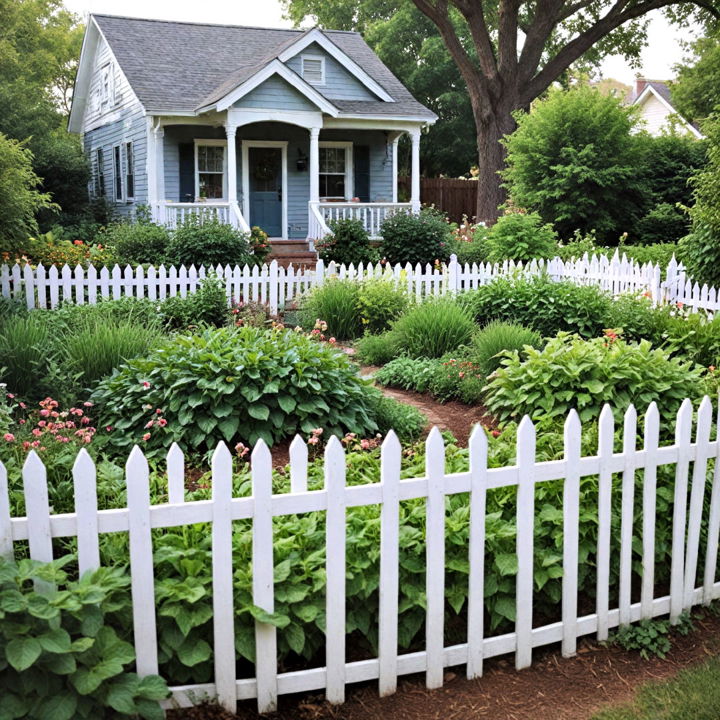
[152,201,250,233]
[313,201,413,240]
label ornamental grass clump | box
[91,325,379,453]
[300,280,362,340]
[485,332,705,427]
[470,321,543,377]
[391,297,475,358]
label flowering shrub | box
[249,226,271,263]
[429,357,485,404]
[230,299,273,328]
[450,220,489,265]
[2,231,116,267]
[91,325,380,453]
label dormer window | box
[301,55,325,85]
[100,62,115,106]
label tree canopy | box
[672,30,720,125]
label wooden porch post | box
[226,124,238,207]
[309,126,320,203]
[410,128,421,213]
[154,126,165,204]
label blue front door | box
[248,146,283,237]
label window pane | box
[320,147,345,174]
[198,146,224,173]
[319,174,345,198]
[199,173,223,199]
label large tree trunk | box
[474,108,517,226]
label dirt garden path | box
[170,608,720,720]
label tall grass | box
[301,280,362,340]
[61,318,165,389]
[391,298,475,358]
[0,313,52,399]
[470,321,543,376]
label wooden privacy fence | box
[3,398,720,713]
[0,252,706,315]
[398,176,478,223]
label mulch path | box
[168,609,720,720]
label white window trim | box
[318,141,353,201]
[123,141,135,201]
[193,139,227,202]
[100,62,115,107]
[241,140,288,240]
[301,54,326,86]
[112,143,124,203]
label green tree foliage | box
[678,113,720,286]
[0,133,55,244]
[672,30,720,125]
[0,0,87,230]
[502,87,646,242]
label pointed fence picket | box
[6,251,718,315]
[1,400,720,714]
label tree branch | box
[518,0,568,85]
[497,0,521,79]
[522,0,717,104]
[450,0,500,80]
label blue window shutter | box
[353,145,370,202]
[179,143,194,202]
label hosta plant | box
[485,332,705,426]
[91,325,379,453]
[0,557,168,720]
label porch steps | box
[266,239,317,269]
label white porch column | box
[309,126,320,203]
[391,135,400,203]
[154,126,165,203]
[146,118,157,206]
[226,124,237,205]
[410,128,421,213]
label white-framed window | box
[301,54,325,85]
[95,148,105,197]
[194,140,226,200]
[112,144,123,202]
[100,62,115,107]
[319,142,353,200]
[124,142,134,200]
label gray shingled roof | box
[92,14,436,120]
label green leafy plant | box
[450,222,490,265]
[354,332,401,366]
[484,212,557,263]
[368,390,427,441]
[165,215,252,269]
[92,325,379,452]
[300,280,362,340]
[356,279,408,333]
[485,332,704,426]
[470,321,543,377]
[612,613,693,660]
[464,274,613,339]
[0,312,53,399]
[635,203,689,246]
[391,297,475,358]
[428,355,486,404]
[0,556,168,720]
[316,218,378,266]
[374,356,440,393]
[380,208,451,267]
[99,216,170,266]
[160,274,229,329]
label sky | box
[63,0,699,86]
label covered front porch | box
[146,110,423,246]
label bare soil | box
[168,609,720,720]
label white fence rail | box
[0,252,706,316]
[2,398,720,713]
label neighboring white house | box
[68,14,437,250]
[629,77,704,139]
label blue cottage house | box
[68,14,437,250]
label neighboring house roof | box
[86,14,436,121]
[629,79,703,139]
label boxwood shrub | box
[92,326,379,453]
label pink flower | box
[158,418,167,427]
[32,429,42,437]
[3,433,14,442]
[39,409,50,417]
[142,433,151,442]
[19,402,26,410]
[156,408,163,415]
[328,337,337,344]
[308,436,319,445]
[19,419,26,425]
[38,421,46,427]
[234,442,249,457]
[145,420,154,429]
[83,401,93,407]
[22,441,30,450]
[81,416,90,425]
[106,426,113,432]
[360,439,370,450]
[142,381,151,389]
[6,393,14,399]
[312,428,323,436]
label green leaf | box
[137,675,170,701]
[249,605,291,628]
[70,668,103,695]
[135,697,166,720]
[35,692,78,720]
[285,622,305,655]
[218,416,239,441]
[277,396,296,413]
[248,403,270,421]
[43,652,77,675]
[106,675,141,714]
[235,624,255,663]
[0,589,26,613]
[6,637,42,671]
[38,627,72,654]
[494,553,518,576]
[177,638,212,667]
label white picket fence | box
[0,252,708,316]
[2,397,720,713]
